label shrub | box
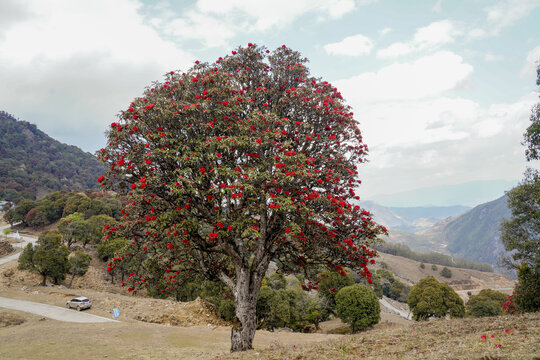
[317,270,354,313]
[431,264,438,271]
[440,267,452,278]
[335,284,380,332]
[408,276,464,321]
[513,262,540,312]
[468,300,503,317]
[466,288,509,317]
[419,262,425,269]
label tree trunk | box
[230,267,263,352]
[69,273,75,288]
[41,273,47,286]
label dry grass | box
[224,313,540,360]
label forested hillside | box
[0,111,104,201]
[442,195,511,268]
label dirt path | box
[0,296,117,323]
[0,226,37,266]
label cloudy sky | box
[1,0,539,200]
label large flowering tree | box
[97,44,385,352]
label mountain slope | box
[360,201,470,233]
[0,111,104,201]
[442,195,511,268]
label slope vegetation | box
[0,111,104,201]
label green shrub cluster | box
[4,191,122,229]
[335,284,380,332]
[408,276,464,321]
[440,267,452,278]
[466,289,508,317]
[370,269,409,302]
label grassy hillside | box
[0,111,104,201]
[442,195,511,268]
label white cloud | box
[468,0,540,39]
[432,0,443,13]
[335,51,473,103]
[379,27,392,36]
[324,34,374,56]
[0,0,194,152]
[377,20,458,59]
[150,0,377,48]
[358,93,537,196]
[521,45,540,78]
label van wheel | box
[77,306,81,311]
[66,303,70,309]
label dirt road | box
[0,296,117,323]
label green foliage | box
[97,237,127,261]
[513,262,540,312]
[522,63,540,161]
[25,208,48,228]
[373,242,493,272]
[431,264,438,271]
[468,300,503,317]
[0,111,105,202]
[440,267,452,278]
[317,270,354,313]
[5,191,123,231]
[419,262,425,269]
[266,273,287,290]
[466,289,507,317]
[335,284,380,332]
[68,251,92,288]
[408,276,465,321]
[373,269,409,302]
[500,169,540,275]
[8,199,36,225]
[18,230,70,285]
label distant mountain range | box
[0,111,105,201]
[366,180,518,207]
[363,196,513,273]
[360,201,470,233]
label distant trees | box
[466,289,507,317]
[440,267,452,278]
[0,111,105,202]
[335,284,380,332]
[408,276,464,321]
[371,269,410,302]
[372,242,493,272]
[4,191,122,231]
[317,270,354,313]
[500,62,540,313]
[18,231,70,285]
[67,252,92,288]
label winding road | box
[0,224,117,323]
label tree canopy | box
[407,276,464,321]
[97,43,384,352]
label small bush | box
[440,267,452,278]
[408,276,464,321]
[431,264,438,271]
[468,300,503,317]
[335,284,380,332]
[419,262,425,269]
